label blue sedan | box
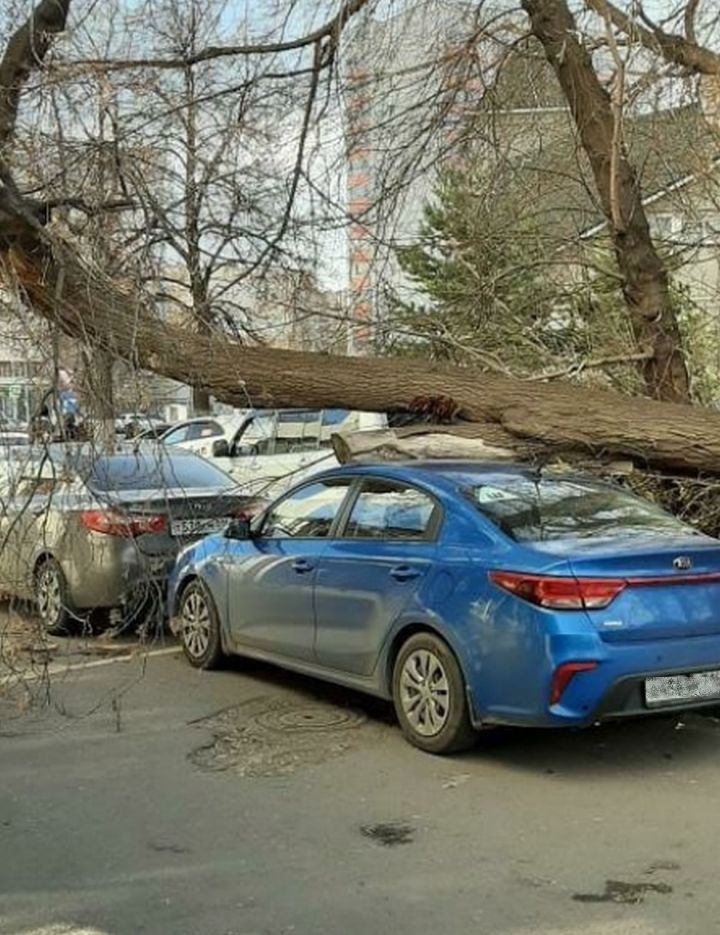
[168,461,720,754]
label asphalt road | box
[2,639,720,935]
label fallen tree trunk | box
[332,424,540,464]
[6,238,720,478]
[330,424,636,474]
[333,428,515,464]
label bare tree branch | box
[0,0,72,150]
[521,0,691,402]
[528,351,655,382]
[684,0,701,45]
[585,0,720,75]
[67,0,371,73]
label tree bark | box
[0,0,72,150]
[333,424,531,463]
[521,0,691,404]
[78,345,115,449]
[183,51,212,417]
[332,424,636,475]
[8,239,720,477]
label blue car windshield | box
[467,477,695,542]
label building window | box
[650,212,720,246]
[0,360,39,379]
[649,213,676,241]
[350,150,371,171]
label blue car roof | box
[317,459,540,489]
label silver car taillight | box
[81,510,168,537]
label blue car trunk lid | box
[532,535,720,642]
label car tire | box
[392,632,477,755]
[34,558,74,636]
[177,580,225,670]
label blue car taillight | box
[489,571,626,610]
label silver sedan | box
[0,444,257,634]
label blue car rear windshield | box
[467,477,693,542]
[89,453,233,492]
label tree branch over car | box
[3,0,720,491]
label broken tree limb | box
[332,428,516,464]
[331,423,551,464]
[7,237,720,478]
[332,426,638,475]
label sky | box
[4,0,715,299]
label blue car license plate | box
[645,671,720,707]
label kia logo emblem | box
[673,556,693,571]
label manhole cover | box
[190,696,383,777]
[255,703,366,733]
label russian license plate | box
[645,670,720,707]
[171,517,228,538]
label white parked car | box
[161,409,386,499]
[0,431,30,448]
[157,411,256,458]
[115,413,166,436]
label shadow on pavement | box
[218,654,720,776]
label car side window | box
[186,421,222,441]
[164,424,190,445]
[344,479,437,541]
[262,479,352,539]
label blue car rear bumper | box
[468,631,720,729]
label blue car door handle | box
[292,559,314,574]
[390,565,421,582]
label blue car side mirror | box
[226,517,253,540]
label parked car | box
[207,409,387,497]
[0,431,30,448]
[157,411,256,456]
[115,412,166,438]
[169,460,720,754]
[157,408,386,499]
[0,444,258,634]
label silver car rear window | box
[89,453,233,492]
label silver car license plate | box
[645,671,720,707]
[171,518,228,538]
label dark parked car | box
[169,461,720,754]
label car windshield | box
[465,476,695,542]
[88,452,234,492]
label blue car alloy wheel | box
[392,631,477,754]
[168,460,720,754]
[178,580,225,670]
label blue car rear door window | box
[344,479,439,541]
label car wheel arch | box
[174,575,232,654]
[173,573,198,615]
[384,622,467,695]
